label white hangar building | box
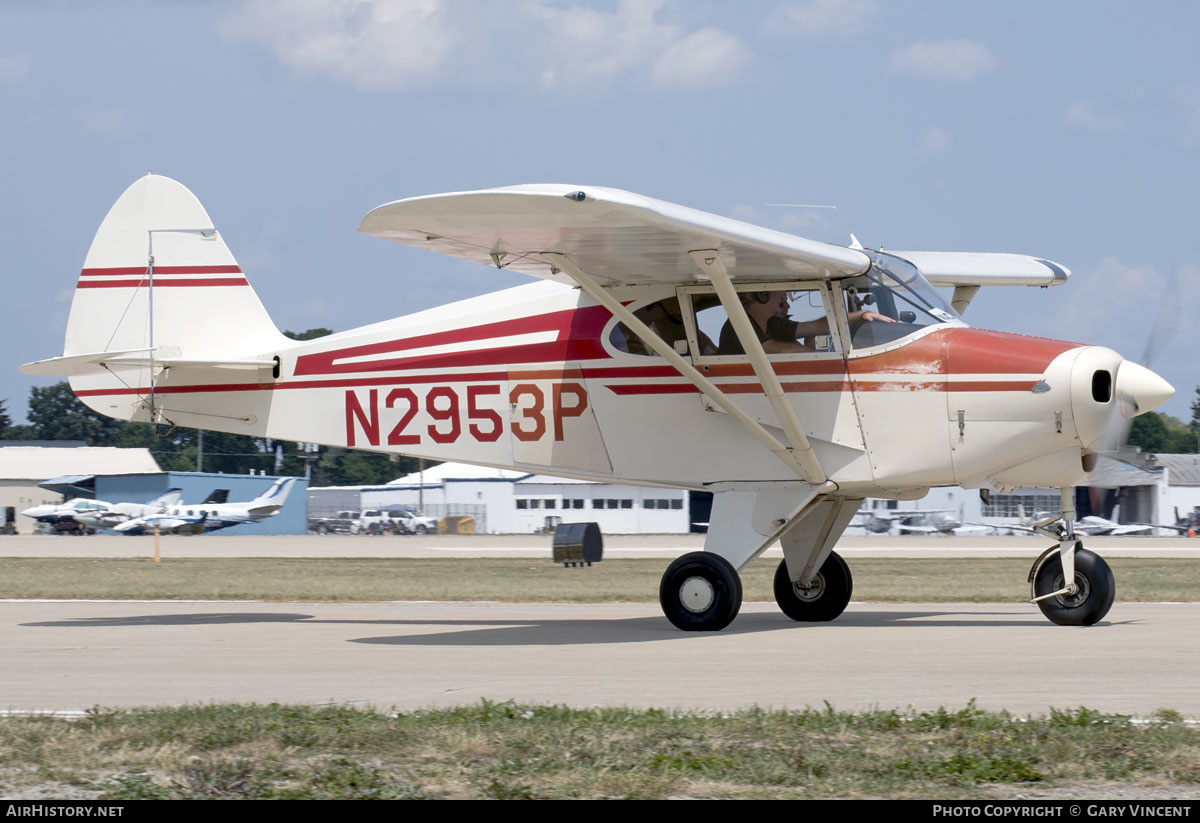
[0,442,160,534]
[312,461,693,534]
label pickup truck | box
[308,511,361,535]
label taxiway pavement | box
[3,600,1197,717]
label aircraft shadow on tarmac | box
[20,607,1128,646]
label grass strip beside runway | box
[1,557,1198,601]
[0,702,1196,799]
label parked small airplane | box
[22,175,1174,628]
[113,477,296,535]
[22,498,111,525]
[22,489,182,529]
[1074,515,1155,537]
[854,506,991,536]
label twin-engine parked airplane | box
[22,489,182,530]
[113,477,297,535]
[22,175,1174,628]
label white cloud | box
[0,54,30,87]
[222,0,749,92]
[766,0,877,37]
[890,39,997,84]
[1064,99,1123,133]
[650,28,749,89]
[919,126,952,155]
[221,0,454,92]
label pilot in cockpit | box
[717,290,893,355]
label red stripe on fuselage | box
[79,266,243,276]
[76,278,249,289]
[293,305,615,376]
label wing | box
[358,184,871,285]
[893,251,1069,288]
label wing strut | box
[688,249,826,485]
[541,252,830,485]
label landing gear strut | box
[1026,489,1115,626]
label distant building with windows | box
[309,461,693,534]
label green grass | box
[0,702,1197,799]
[0,557,1198,602]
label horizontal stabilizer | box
[21,350,275,378]
[20,349,154,377]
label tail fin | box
[248,477,297,516]
[201,488,231,505]
[21,174,288,418]
[147,487,183,508]
[66,173,285,358]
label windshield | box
[842,251,962,349]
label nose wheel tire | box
[659,552,743,631]
[773,552,853,622]
[1032,547,1115,626]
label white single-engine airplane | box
[113,477,297,535]
[22,175,1174,629]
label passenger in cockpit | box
[717,290,893,355]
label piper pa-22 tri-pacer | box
[22,175,1174,629]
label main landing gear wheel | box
[773,552,853,622]
[659,551,743,631]
[1032,546,1115,626]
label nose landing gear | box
[1025,489,1116,626]
[1029,544,1115,626]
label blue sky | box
[2,0,1198,422]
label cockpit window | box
[843,251,963,349]
[610,297,719,357]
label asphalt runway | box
[3,599,1198,717]
[2,534,1197,717]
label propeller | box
[1083,269,1179,470]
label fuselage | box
[69,272,1153,499]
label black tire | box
[414,524,428,535]
[1033,547,1115,626]
[773,552,853,622]
[316,524,330,535]
[659,551,742,631]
